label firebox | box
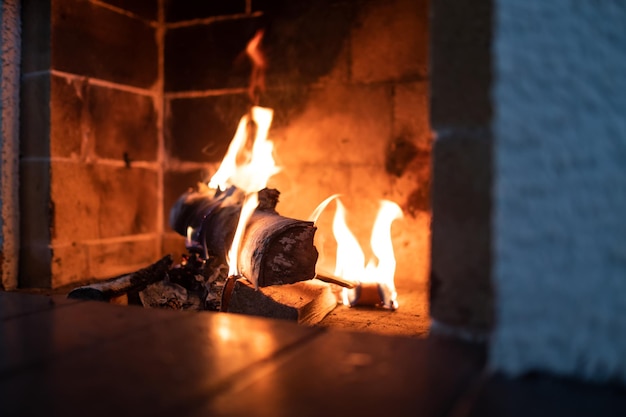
[13,0,431,335]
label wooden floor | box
[1,291,625,417]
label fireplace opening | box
[13,0,431,336]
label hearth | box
[11,0,431,336]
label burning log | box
[67,255,173,301]
[169,187,318,288]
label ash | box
[139,251,229,312]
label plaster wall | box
[491,0,626,383]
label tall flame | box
[209,30,276,279]
[208,106,277,193]
[333,200,365,282]
[323,198,403,309]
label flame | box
[209,107,275,276]
[208,106,278,193]
[227,192,259,277]
[202,32,277,281]
[333,200,365,282]
[326,199,402,309]
[246,29,266,103]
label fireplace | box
[10,0,431,335]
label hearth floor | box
[1,291,625,417]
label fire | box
[315,198,403,309]
[207,107,277,277]
[208,106,278,193]
[227,192,259,277]
[204,29,280,278]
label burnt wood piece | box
[169,187,318,288]
[67,255,173,301]
[223,278,337,325]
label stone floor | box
[2,290,625,417]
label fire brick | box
[259,0,355,87]
[164,17,262,92]
[393,81,431,152]
[86,239,160,280]
[101,0,158,21]
[50,75,85,158]
[88,86,158,161]
[51,0,158,89]
[351,0,429,84]
[50,243,89,288]
[273,84,392,166]
[164,0,246,22]
[50,163,159,242]
[166,95,249,163]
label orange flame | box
[313,198,402,309]
[209,107,275,277]
[208,31,277,280]
[246,29,266,103]
[227,192,259,277]
[208,106,278,193]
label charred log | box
[67,255,173,301]
[169,187,318,287]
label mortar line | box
[89,0,158,26]
[50,69,156,96]
[164,159,215,171]
[52,233,162,247]
[20,156,161,169]
[165,87,249,99]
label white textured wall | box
[491,1,626,383]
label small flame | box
[208,106,278,193]
[324,199,402,309]
[246,29,266,103]
[186,226,194,246]
[308,194,341,223]
[227,192,259,277]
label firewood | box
[223,277,337,325]
[67,255,173,301]
[169,187,318,288]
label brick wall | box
[20,0,162,287]
[18,0,431,290]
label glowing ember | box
[313,198,403,309]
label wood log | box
[67,255,173,301]
[169,187,318,288]
[223,277,337,325]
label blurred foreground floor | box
[0,291,624,417]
